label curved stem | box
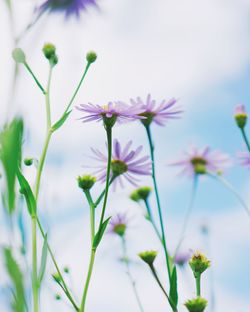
[143,199,162,242]
[24,62,46,94]
[240,128,250,152]
[174,175,198,257]
[208,172,250,217]
[36,218,79,310]
[121,237,144,312]
[145,126,172,280]
[32,216,39,312]
[98,127,112,227]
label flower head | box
[77,101,143,128]
[77,175,96,191]
[138,250,157,265]
[238,151,250,169]
[90,139,151,189]
[130,186,152,202]
[184,297,208,312]
[109,213,128,237]
[234,104,247,129]
[39,0,98,18]
[130,94,182,127]
[189,251,210,277]
[170,145,230,177]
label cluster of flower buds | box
[42,43,58,67]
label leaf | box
[169,266,178,309]
[51,110,72,132]
[4,247,26,312]
[16,169,36,216]
[0,118,23,214]
[38,234,48,285]
[93,217,111,248]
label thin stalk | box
[98,126,112,227]
[94,175,116,207]
[121,237,144,312]
[208,172,250,217]
[32,216,39,312]
[80,249,96,312]
[240,128,250,152]
[195,273,201,297]
[174,175,198,257]
[145,125,172,280]
[143,199,162,242]
[149,264,178,312]
[64,62,91,114]
[84,190,95,243]
[24,62,46,94]
[37,219,79,310]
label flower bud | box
[130,186,152,202]
[55,294,61,300]
[43,43,56,60]
[138,250,157,265]
[77,175,96,191]
[12,48,26,64]
[184,297,208,312]
[52,272,61,283]
[189,252,210,277]
[234,105,247,129]
[63,267,69,274]
[24,158,33,166]
[86,51,97,64]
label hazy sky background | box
[1,0,250,311]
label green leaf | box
[16,169,36,216]
[169,266,178,309]
[93,217,111,248]
[0,118,23,214]
[38,234,48,285]
[4,247,26,312]
[51,110,72,132]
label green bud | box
[52,272,61,283]
[189,252,210,277]
[24,158,33,166]
[138,250,157,265]
[77,175,96,191]
[55,294,61,300]
[63,267,69,274]
[43,43,56,60]
[12,48,26,64]
[130,186,152,202]
[86,51,97,63]
[184,297,208,312]
[234,105,247,129]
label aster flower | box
[39,0,97,18]
[77,101,143,128]
[170,145,230,177]
[90,139,151,188]
[238,151,250,169]
[174,251,191,267]
[130,94,182,127]
[108,213,128,237]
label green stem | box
[84,190,95,243]
[207,172,250,217]
[145,125,172,280]
[80,249,96,312]
[195,273,201,297]
[121,237,144,312]
[36,219,79,310]
[64,62,91,114]
[32,216,39,312]
[174,175,198,257]
[24,62,46,94]
[98,127,112,227]
[45,66,53,129]
[149,264,178,312]
[94,175,116,207]
[240,128,250,152]
[143,199,162,242]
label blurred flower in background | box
[238,152,250,169]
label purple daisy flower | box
[77,101,143,127]
[238,151,250,169]
[130,94,182,126]
[39,0,97,18]
[174,251,191,267]
[90,139,151,188]
[170,145,230,177]
[108,213,128,237]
